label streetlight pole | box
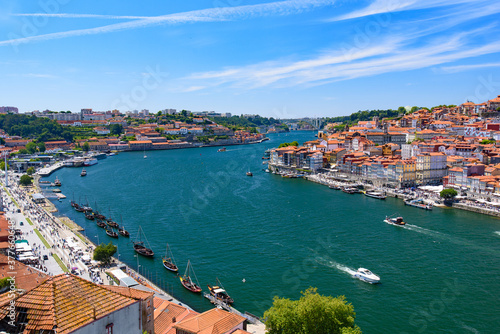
[134,254,140,273]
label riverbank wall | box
[452,202,500,217]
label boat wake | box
[402,224,500,257]
[494,231,500,237]
[315,257,356,276]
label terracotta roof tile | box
[0,274,141,334]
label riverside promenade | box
[304,172,500,217]
[2,171,190,306]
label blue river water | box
[47,131,500,333]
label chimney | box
[172,317,176,323]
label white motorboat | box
[365,190,386,199]
[384,215,406,226]
[353,268,380,284]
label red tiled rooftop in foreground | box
[0,273,146,334]
[174,308,246,334]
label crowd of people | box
[1,172,104,284]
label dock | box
[37,162,65,177]
[203,293,262,325]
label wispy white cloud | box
[12,13,152,19]
[440,62,500,73]
[181,86,207,92]
[1,0,335,47]
[331,0,480,22]
[181,25,500,90]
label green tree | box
[19,174,33,186]
[82,141,90,152]
[110,124,123,136]
[93,242,117,265]
[440,188,458,201]
[26,167,35,175]
[480,139,495,145]
[264,287,362,334]
[26,141,38,154]
[0,277,13,289]
[37,142,46,153]
[0,161,5,171]
[278,141,299,148]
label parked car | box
[43,255,49,260]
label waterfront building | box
[416,152,447,185]
[0,274,155,334]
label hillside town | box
[268,95,500,206]
[0,108,273,173]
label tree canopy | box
[278,141,299,148]
[93,242,117,265]
[26,167,35,175]
[0,114,73,142]
[109,124,123,136]
[440,188,458,200]
[19,174,33,186]
[263,287,362,334]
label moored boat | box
[353,268,380,284]
[342,186,359,194]
[105,228,118,238]
[162,243,178,272]
[84,212,95,220]
[179,260,202,293]
[207,278,234,304]
[106,218,119,228]
[118,226,130,237]
[84,158,98,166]
[96,219,106,228]
[404,198,433,210]
[365,190,387,199]
[54,177,61,187]
[133,226,154,257]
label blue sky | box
[1,0,500,117]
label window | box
[147,314,152,322]
[106,323,114,334]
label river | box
[47,131,500,333]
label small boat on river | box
[207,278,234,304]
[246,171,253,177]
[118,225,130,237]
[217,147,226,152]
[96,219,106,228]
[133,226,154,257]
[342,186,359,194]
[404,198,433,210]
[54,177,61,187]
[384,215,406,226]
[364,190,387,199]
[353,268,380,284]
[80,168,87,177]
[162,244,178,272]
[105,227,118,238]
[179,260,202,293]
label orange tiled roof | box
[174,308,246,334]
[0,274,141,334]
[154,299,198,334]
[0,254,49,291]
